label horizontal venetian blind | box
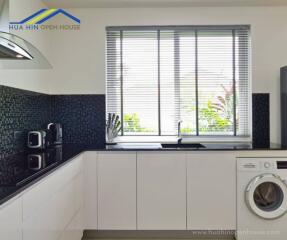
[106,26,250,137]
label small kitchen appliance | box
[47,123,63,145]
[27,130,52,149]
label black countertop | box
[0,145,86,206]
[105,142,285,151]
[0,142,286,206]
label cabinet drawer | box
[23,155,83,220]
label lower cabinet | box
[187,152,236,230]
[137,152,186,230]
[0,150,238,236]
[83,151,98,229]
[97,152,137,230]
[23,181,75,240]
[23,155,84,240]
[60,166,84,240]
[0,197,22,240]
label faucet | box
[177,120,183,145]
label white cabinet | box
[187,152,236,230]
[137,152,186,230]
[0,197,22,240]
[0,150,239,236]
[83,151,98,229]
[23,155,84,240]
[23,180,75,240]
[61,162,84,240]
[97,152,137,230]
[22,155,83,221]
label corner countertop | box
[0,145,85,207]
[0,142,286,207]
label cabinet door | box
[98,152,137,230]
[137,152,186,230]
[83,151,98,229]
[0,197,22,240]
[23,155,82,221]
[23,180,76,240]
[23,155,83,240]
[187,152,236,230]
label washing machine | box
[237,158,287,240]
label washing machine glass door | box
[246,174,287,219]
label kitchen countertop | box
[105,142,284,150]
[0,142,286,206]
[0,145,86,206]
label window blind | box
[106,26,250,137]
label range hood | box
[0,0,51,68]
[0,32,33,60]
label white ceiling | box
[41,0,287,8]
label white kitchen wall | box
[46,6,287,144]
[0,4,286,144]
[0,0,51,93]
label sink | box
[161,143,206,149]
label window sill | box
[112,135,251,144]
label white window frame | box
[106,25,252,143]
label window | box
[106,26,250,138]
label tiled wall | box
[0,85,52,159]
[0,85,271,159]
[52,95,105,147]
[0,85,106,159]
[252,93,270,148]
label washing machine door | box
[246,174,287,219]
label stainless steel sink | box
[161,143,206,149]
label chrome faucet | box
[177,120,183,145]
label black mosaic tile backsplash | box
[0,85,106,160]
[252,93,270,148]
[0,85,272,159]
[52,95,105,147]
[0,85,51,158]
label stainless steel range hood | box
[0,32,33,60]
[0,0,51,68]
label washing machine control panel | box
[238,158,282,171]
